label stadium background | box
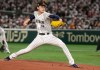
[0,0,100,67]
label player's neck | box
[37,11,44,15]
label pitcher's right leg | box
[5,35,43,60]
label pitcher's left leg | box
[47,35,79,68]
[47,35,75,65]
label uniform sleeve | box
[44,12,60,20]
[49,15,60,20]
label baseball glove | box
[51,20,65,28]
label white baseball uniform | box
[0,27,10,53]
[9,11,75,65]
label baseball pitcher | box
[0,27,10,53]
[5,1,78,68]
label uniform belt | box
[39,33,50,35]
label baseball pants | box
[9,33,75,65]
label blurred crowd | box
[0,0,100,29]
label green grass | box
[0,43,100,66]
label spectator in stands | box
[0,0,99,29]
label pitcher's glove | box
[51,20,65,28]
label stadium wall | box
[5,29,100,45]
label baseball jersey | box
[34,11,52,33]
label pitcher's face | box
[37,6,46,13]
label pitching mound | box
[0,60,100,70]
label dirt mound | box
[0,60,100,70]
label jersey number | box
[41,25,44,27]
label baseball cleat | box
[71,64,79,68]
[4,56,11,61]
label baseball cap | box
[37,1,47,7]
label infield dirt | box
[0,60,100,70]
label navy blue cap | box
[37,1,46,7]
